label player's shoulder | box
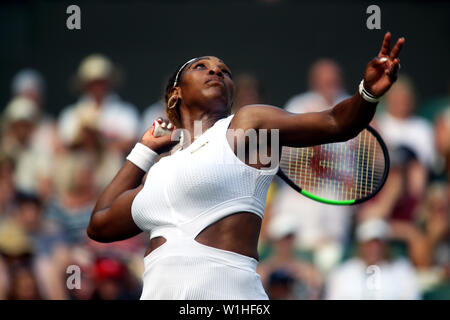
[231,104,284,130]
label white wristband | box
[126,143,159,172]
[359,79,381,103]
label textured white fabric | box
[132,114,278,299]
[140,235,268,299]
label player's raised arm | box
[231,32,405,148]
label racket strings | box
[280,129,386,201]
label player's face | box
[179,56,235,112]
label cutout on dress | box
[144,236,167,257]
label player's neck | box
[180,108,228,144]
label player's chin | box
[202,88,229,103]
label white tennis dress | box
[131,114,278,299]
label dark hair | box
[164,63,185,128]
[16,191,42,208]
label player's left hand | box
[363,32,405,97]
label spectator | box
[284,58,349,113]
[0,216,33,299]
[58,54,139,156]
[56,102,123,192]
[265,269,296,300]
[357,146,427,223]
[4,69,57,201]
[376,76,436,168]
[1,97,39,162]
[389,183,449,297]
[325,219,421,300]
[257,213,323,299]
[45,154,98,245]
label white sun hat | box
[356,218,391,243]
[77,54,114,86]
[267,213,299,241]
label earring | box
[168,96,178,109]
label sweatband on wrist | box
[126,143,158,172]
[359,79,381,103]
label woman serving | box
[87,32,404,299]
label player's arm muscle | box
[87,161,145,242]
[231,93,377,148]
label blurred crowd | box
[0,54,448,299]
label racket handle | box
[152,120,173,137]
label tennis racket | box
[277,126,389,205]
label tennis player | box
[87,32,404,299]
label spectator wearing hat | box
[58,54,139,156]
[1,96,40,161]
[325,219,421,300]
[3,69,57,201]
[0,97,52,200]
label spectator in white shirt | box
[58,54,139,156]
[284,58,349,114]
[325,219,421,300]
[376,76,436,168]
